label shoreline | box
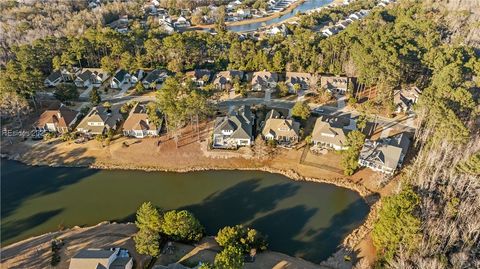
[1,151,380,265]
[191,0,308,30]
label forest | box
[0,0,479,268]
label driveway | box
[79,85,94,99]
[112,83,133,99]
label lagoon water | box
[228,0,332,32]
[0,159,368,262]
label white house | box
[44,71,64,87]
[130,69,145,84]
[358,133,411,175]
[110,69,130,89]
[74,70,94,88]
[212,105,255,148]
[69,248,133,269]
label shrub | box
[214,246,244,269]
[161,210,204,242]
[216,225,267,253]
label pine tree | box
[89,88,101,106]
[134,202,162,256]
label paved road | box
[104,95,417,132]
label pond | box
[0,159,369,262]
[228,0,332,32]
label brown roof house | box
[122,103,161,138]
[213,70,244,90]
[320,76,349,94]
[35,105,79,134]
[69,248,133,269]
[311,116,354,151]
[186,69,212,86]
[76,105,122,135]
[261,109,300,146]
[285,72,318,93]
[358,133,411,175]
[251,71,278,91]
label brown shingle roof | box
[35,106,78,129]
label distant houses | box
[212,105,255,148]
[251,71,278,92]
[110,69,131,89]
[142,69,168,88]
[44,68,80,87]
[122,103,161,138]
[75,68,109,88]
[320,76,349,94]
[261,109,300,146]
[213,70,244,91]
[44,71,64,87]
[186,69,212,86]
[35,105,79,134]
[76,105,122,135]
[68,248,133,269]
[285,72,317,93]
[358,133,411,175]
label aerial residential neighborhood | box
[1,0,479,269]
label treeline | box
[0,0,144,65]
[365,1,479,268]
[134,201,267,269]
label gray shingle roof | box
[213,105,254,140]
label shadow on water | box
[115,178,301,231]
[1,159,98,218]
[251,199,369,263]
[1,209,64,242]
[182,178,301,235]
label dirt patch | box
[0,222,150,269]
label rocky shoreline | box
[2,152,381,266]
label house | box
[82,68,109,87]
[110,69,131,89]
[75,70,94,88]
[160,20,175,34]
[335,20,351,30]
[74,68,109,88]
[261,109,300,145]
[122,103,161,138]
[311,116,351,150]
[251,71,278,91]
[320,76,349,94]
[44,71,64,87]
[236,8,251,18]
[142,69,168,88]
[212,105,255,148]
[266,24,289,36]
[173,16,191,29]
[35,105,79,134]
[358,133,411,175]
[130,69,145,84]
[76,105,122,135]
[321,27,339,37]
[394,86,422,113]
[213,70,244,90]
[69,248,133,269]
[285,72,317,93]
[186,69,212,86]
